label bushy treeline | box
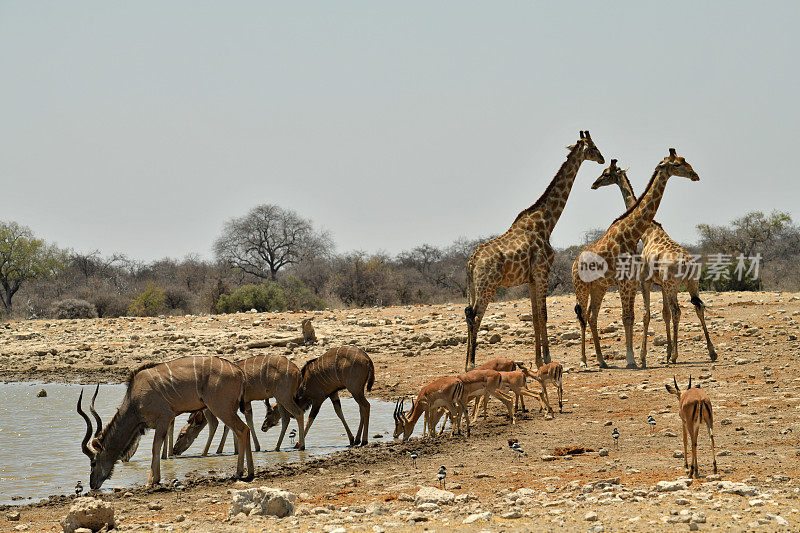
[4,209,799,320]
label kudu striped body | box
[77,356,254,489]
[173,354,307,454]
[263,346,375,447]
[665,376,717,478]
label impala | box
[394,376,469,440]
[665,376,717,478]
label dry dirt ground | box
[2,290,800,532]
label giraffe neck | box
[515,144,585,237]
[613,166,671,243]
[616,175,637,210]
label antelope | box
[519,361,564,413]
[476,357,528,411]
[262,346,375,447]
[77,356,254,489]
[665,376,717,478]
[172,354,306,454]
[394,376,469,440]
[458,369,515,425]
[491,370,552,416]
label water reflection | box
[0,382,418,505]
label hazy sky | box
[1,2,798,261]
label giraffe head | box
[591,158,629,190]
[568,130,605,164]
[658,148,699,181]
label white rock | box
[366,502,388,515]
[414,486,455,506]
[656,480,689,492]
[230,487,296,518]
[502,508,522,519]
[60,497,115,533]
[416,502,439,512]
[463,511,492,524]
[711,481,760,496]
[749,498,764,506]
[585,511,599,521]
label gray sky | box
[1,2,798,261]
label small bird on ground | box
[75,481,83,497]
[289,429,297,446]
[612,427,620,449]
[437,466,447,489]
[508,438,518,448]
[648,415,656,434]
[172,479,185,502]
[410,450,418,468]
[511,442,525,461]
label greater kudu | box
[172,354,306,453]
[77,356,254,489]
[262,345,375,447]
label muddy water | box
[0,382,422,505]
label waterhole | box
[0,382,424,505]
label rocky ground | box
[2,290,800,532]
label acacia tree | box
[0,221,66,312]
[214,204,333,281]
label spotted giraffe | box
[591,160,717,364]
[572,149,700,370]
[465,131,605,371]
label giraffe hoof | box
[709,350,718,362]
[626,362,638,370]
[598,362,609,370]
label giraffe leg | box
[620,281,639,369]
[640,280,651,366]
[688,280,717,361]
[465,299,490,372]
[533,276,551,365]
[588,290,608,369]
[575,288,590,368]
[661,290,673,365]
[669,291,681,364]
[529,284,543,368]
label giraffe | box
[464,130,605,371]
[590,160,717,364]
[572,149,699,370]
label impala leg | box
[708,423,718,474]
[557,380,563,413]
[242,402,261,452]
[681,422,689,474]
[329,392,355,446]
[691,423,700,478]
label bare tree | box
[214,205,333,281]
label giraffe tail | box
[574,303,585,328]
[465,265,476,328]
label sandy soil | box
[2,290,800,532]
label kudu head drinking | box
[172,410,207,455]
[260,399,282,432]
[77,385,143,489]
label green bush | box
[128,283,166,316]
[282,276,326,310]
[216,282,287,313]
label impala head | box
[592,159,629,189]
[568,130,605,165]
[261,399,282,432]
[665,375,695,399]
[657,148,699,181]
[173,410,206,455]
[393,397,415,440]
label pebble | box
[7,511,20,521]
[585,511,598,522]
[463,511,492,524]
